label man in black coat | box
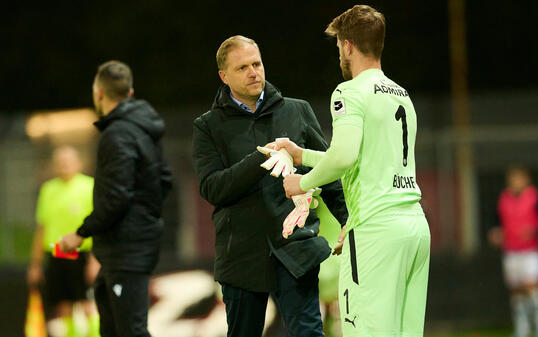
[61,60,172,337]
[192,35,348,337]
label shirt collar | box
[230,90,265,113]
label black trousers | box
[44,252,89,306]
[94,270,151,337]
[221,258,324,337]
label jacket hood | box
[211,81,283,116]
[94,99,165,140]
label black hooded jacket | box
[193,82,348,291]
[77,99,172,273]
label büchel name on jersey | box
[374,83,409,97]
[393,174,416,189]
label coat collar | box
[212,81,284,117]
[93,99,132,131]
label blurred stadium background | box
[1,0,537,336]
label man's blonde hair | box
[325,5,386,59]
[216,35,259,70]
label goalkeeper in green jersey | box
[275,5,430,337]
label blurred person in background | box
[59,60,172,337]
[489,165,538,337]
[192,35,348,337]
[27,146,100,337]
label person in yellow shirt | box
[27,146,100,337]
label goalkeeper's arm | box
[300,124,362,191]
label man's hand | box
[332,225,347,255]
[257,146,296,177]
[59,232,84,253]
[283,173,305,198]
[262,142,277,156]
[273,138,304,166]
[487,227,503,247]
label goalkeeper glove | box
[282,187,321,239]
[257,146,296,177]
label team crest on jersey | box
[333,99,346,116]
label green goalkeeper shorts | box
[339,214,430,337]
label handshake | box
[256,145,296,178]
[256,137,304,178]
[257,138,319,239]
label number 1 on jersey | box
[344,289,350,314]
[395,105,408,167]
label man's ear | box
[97,87,104,100]
[128,88,134,98]
[218,70,228,85]
[344,39,354,57]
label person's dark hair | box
[95,60,133,100]
[325,5,386,59]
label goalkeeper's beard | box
[340,58,352,81]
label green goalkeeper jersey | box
[302,69,423,229]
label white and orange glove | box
[258,140,322,238]
[282,188,321,239]
[257,146,296,177]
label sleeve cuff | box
[76,226,91,238]
[300,174,316,192]
[253,150,266,163]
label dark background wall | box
[1,1,536,113]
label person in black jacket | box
[193,35,348,337]
[60,60,172,337]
